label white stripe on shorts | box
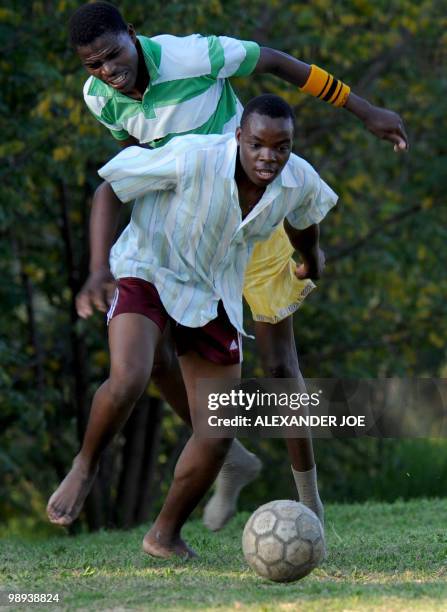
[106,288,120,325]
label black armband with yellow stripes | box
[299,65,351,107]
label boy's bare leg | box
[153,324,262,531]
[143,351,241,558]
[47,313,161,526]
[254,316,323,524]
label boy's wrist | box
[344,93,372,122]
[89,262,111,275]
[295,246,325,281]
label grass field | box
[1,499,447,611]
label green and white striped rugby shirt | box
[83,34,260,147]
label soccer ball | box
[242,500,325,582]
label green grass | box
[1,499,447,611]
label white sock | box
[291,465,324,527]
[203,440,262,532]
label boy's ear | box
[128,24,137,43]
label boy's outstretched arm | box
[76,182,121,319]
[254,48,408,152]
[284,221,325,281]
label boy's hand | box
[295,247,325,281]
[362,105,409,152]
[345,93,409,152]
[76,268,116,319]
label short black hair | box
[240,94,295,130]
[69,2,127,48]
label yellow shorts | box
[243,225,315,323]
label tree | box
[1,0,446,533]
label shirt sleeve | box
[83,77,130,141]
[107,126,130,141]
[286,167,338,230]
[87,108,130,140]
[98,144,178,203]
[152,34,260,81]
[213,36,260,78]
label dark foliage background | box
[1,0,446,536]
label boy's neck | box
[135,40,150,96]
[124,40,150,100]
[235,152,266,197]
[235,152,266,218]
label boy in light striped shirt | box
[50,94,337,557]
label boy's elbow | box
[255,47,279,74]
[94,181,121,207]
[94,180,111,199]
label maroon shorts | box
[107,277,241,365]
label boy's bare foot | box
[142,528,197,559]
[47,456,98,526]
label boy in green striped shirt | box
[47,1,408,531]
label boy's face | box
[236,113,294,187]
[77,26,139,94]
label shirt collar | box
[280,159,304,188]
[137,35,160,85]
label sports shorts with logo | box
[243,225,316,323]
[107,277,242,365]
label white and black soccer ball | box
[242,500,325,582]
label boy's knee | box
[108,368,149,405]
[151,343,175,382]
[257,329,300,379]
[266,360,299,379]
[261,346,300,378]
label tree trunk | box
[114,396,164,528]
[135,398,164,525]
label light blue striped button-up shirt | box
[99,133,338,335]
